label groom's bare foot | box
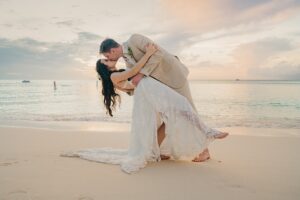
[160,155,170,160]
[192,149,210,162]
[213,132,229,139]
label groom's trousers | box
[173,80,197,111]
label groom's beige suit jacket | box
[123,34,196,109]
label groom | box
[99,34,212,161]
[100,34,196,106]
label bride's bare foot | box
[192,149,210,162]
[160,155,170,160]
[213,132,229,139]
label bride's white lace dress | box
[61,77,221,173]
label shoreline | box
[0,120,299,137]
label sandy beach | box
[1,0,300,199]
[0,126,299,200]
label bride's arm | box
[115,81,135,91]
[116,86,134,96]
[115,85,133,93]
[110,44,157,85]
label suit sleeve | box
[129,34,163,76]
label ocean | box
[0,80,300,130]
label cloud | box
[232,37,294,68]
[160,0,300,32]
[0,32,103,80]
[143,1,300,77]
[0,0,299,80]
[0,0,161,43]
[187,37,300,80]
[187,61,241,80]
[248,62,300,80]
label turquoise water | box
[0,80,299,129]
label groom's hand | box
[132,73,145,86]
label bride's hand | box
[145,43,158,56]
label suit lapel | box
[128,40,145,62]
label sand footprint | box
[228,183,245,190]
[0,160,18,166]
[78,195,94,200]
[6,190,31,200]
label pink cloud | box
[160,0,300,32]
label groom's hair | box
[100,38,120,53]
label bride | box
[61,43,228,173]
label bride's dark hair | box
[96,59,125,117]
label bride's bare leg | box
[192,148,210,162]
[157,123,166,146]
[192,131,229,162]
[157,123,170,160]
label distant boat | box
[235,79,240,81]
[22,80,30,83]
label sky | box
[0,0,300,80]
